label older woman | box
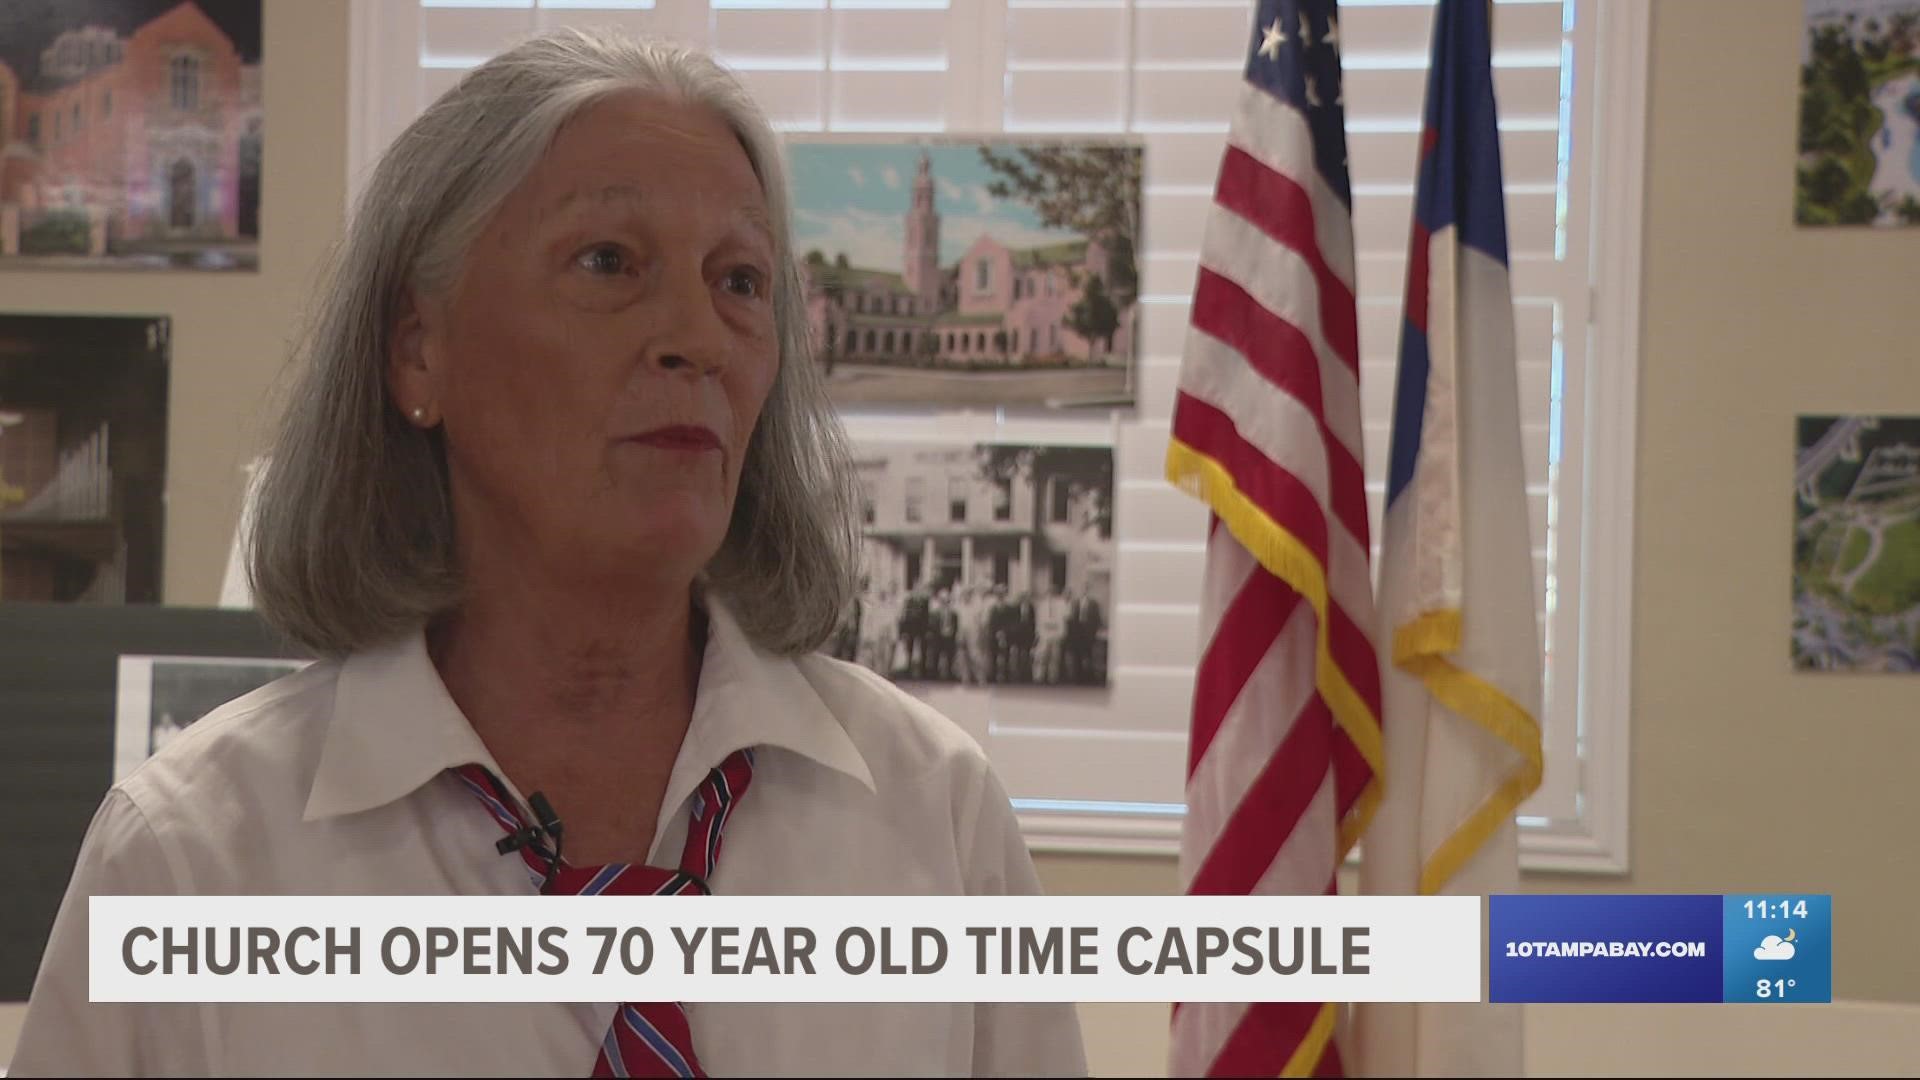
[13,30,1086,1079]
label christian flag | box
[1164,0,1383,1075]
[1355,1,1545,1074]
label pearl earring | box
[411,407,426,423]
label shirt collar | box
[303,595,876,824]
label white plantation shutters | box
[354,0,1627,865]
[408,1,979,133]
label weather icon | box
[1754,929,1798,961]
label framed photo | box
[1797,1,1920,226]
[0,0,264,269]
[113,653,309,780]
[0,603,303,998]
[787,136,1141,410]
[1793,415,1920,672]
[0,313,169,603]
[830,441,1115,689]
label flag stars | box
[1246,5,1343,115]
[1258,17,1287,61]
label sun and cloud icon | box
[1754,929,1798,961]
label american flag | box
[1163,0,1383,1076]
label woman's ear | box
[388,288,440,426]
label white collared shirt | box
[11,601,1087,1078]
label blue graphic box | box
[1490,895,1722,1003]
[1491,895,1832,1003]
[1721,894,1832,1004]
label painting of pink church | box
[0,1,262,270]
[788,138,1141,409]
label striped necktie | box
[453,748,757,1078]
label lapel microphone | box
[483,771,567,894]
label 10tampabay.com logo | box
[1490,895,1832,1003]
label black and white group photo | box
[828,441,1114,688]
[145,657,302,753]
[112,654,307,779]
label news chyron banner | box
[88,894,1831,1004]
[1491,894,1833,1004]
[93,896,1480,1003]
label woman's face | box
[392,92,780,592]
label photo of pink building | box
[791,139,1140,409]
[0,0,262,270]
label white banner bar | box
[91,895,1480,1003]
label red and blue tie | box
[453,749,757,1078]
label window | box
[103,89,111,118]
[904,476,924,525]
[975,332,986,352]
[863,330,875,352]
[844,329,857,353]
[53,112,60,140]
[1049,553,1068,591]
[1048,478,1070,524]
[72,103,81,130]
[862,491,876,526]
[355,0,1649,871]
[27,113,38,144]
[992,552,1010,589]
[948,477,967,523]
[1029,328,1038,353]
[992,477,1012,522]
[170,54,200,111]
[883,330,894,353]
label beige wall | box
[1036,0,1920,1009]
[4,0,348,605]
[1602,0,1918,1003]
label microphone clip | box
[476,769,568,894]
[528,791,565,845]
[496,791,566,895]
[495,825,546,857]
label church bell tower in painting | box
[903,151,941,310]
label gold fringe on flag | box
[1166,438,1385,856]
[1392,608,1544,895]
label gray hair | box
[249,29,859,658]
